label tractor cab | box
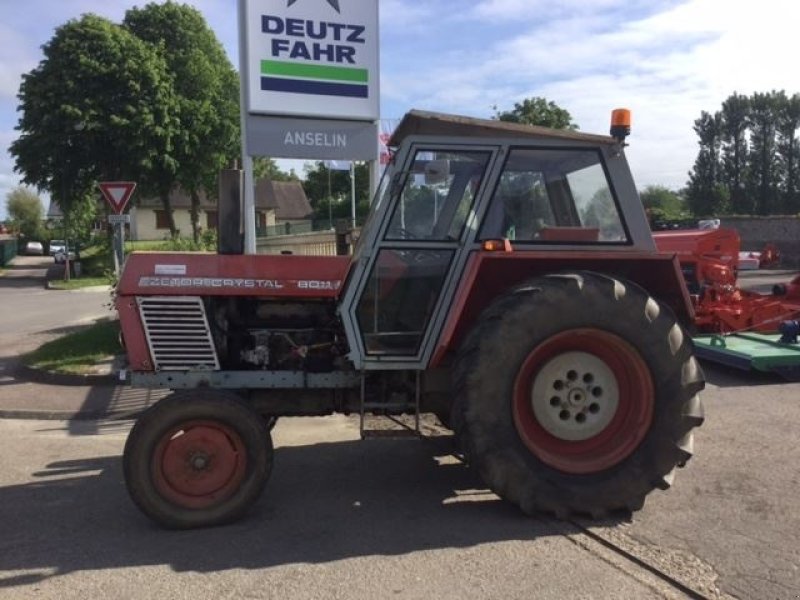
[340,110,664,370]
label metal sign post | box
[99,182,136,276]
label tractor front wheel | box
[123,390,272,529]
[453,272,704,518]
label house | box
[130,179,312,240]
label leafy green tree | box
[777,92,800,213]
[639,185,687,220]
[493,97,579,130]
[124,2,238,241]
[720,93,750,213]
[10,15,178,229]
[254,158,300,182]
[5,187,44,240]
[686,111,727,215]
[303,162,371,223]
[747,91,781,215]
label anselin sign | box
[240,0,379,160]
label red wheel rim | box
[152,420,247,509]
[512,329,654,475]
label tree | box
[124,2,239,240]
[493,97,579,130]
[720,93,750,213]
[777,92,800,213]
[254,158,300,182]
[687,89,800,216]
[5,187,43,240]
[302,162,371,223]
[639,185,687,221]
[685,111,727,216]
[11,15,178,229]
[747,91,781,215]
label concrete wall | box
[256,230,338,256]
[719,216,800,267]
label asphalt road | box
[0,258,799,598]
[0,417,715,600]
[0,255,111,345]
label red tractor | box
[117,110,704,528]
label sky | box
[2,0,800,221]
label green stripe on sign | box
[261,60,368,83]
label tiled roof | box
[256,180,313,220]
[136,188,216,210]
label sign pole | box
[98,181,136,277]
[239,0,256,255]
[350,162,356,229]
[113,221,125,276]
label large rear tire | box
[123,390,272,529]
[453,272,704,518]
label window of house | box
[206,211,218,230]
[155,210,170,230]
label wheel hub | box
[532,351,619,441]
[190,453,210,471]
[153,420,247,509]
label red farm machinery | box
[654,227,800,375]
[116,110,705,528]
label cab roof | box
[389,109,617,147]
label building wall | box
[131,207,281,241]
[719,216,800,267]
[131,208,214,241]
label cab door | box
[341,145,497,369]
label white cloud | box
[3,0,800,221]
[380,0,800,188]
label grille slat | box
[138,296,220,371]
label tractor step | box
[360,427,419,440]
[359,372,421,439]
[359,414,421,439]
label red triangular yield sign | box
[99,181,136,214]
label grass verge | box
[48,276,112,290]
[23,319,122,375]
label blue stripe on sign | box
[261,77,368,98]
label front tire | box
[123,390,272,529]
[453,272,704,518]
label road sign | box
[99,181,136,214]
[107,214,131,224]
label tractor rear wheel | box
[123,390,272,529]
[453,272,704,518]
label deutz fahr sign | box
[242,0,379,122]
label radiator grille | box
[137,296,220,371]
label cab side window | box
[480,148,628,243]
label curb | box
[0,407,143,421]
[13,363,121,387]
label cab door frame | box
[339,139,503,370]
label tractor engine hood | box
[117,252,351,299]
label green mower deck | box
[693,332,800,376]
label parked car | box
[25,241,44,255]
[54,249,76,264]
[49,240,66,256]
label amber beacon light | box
[610,108,631,142]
